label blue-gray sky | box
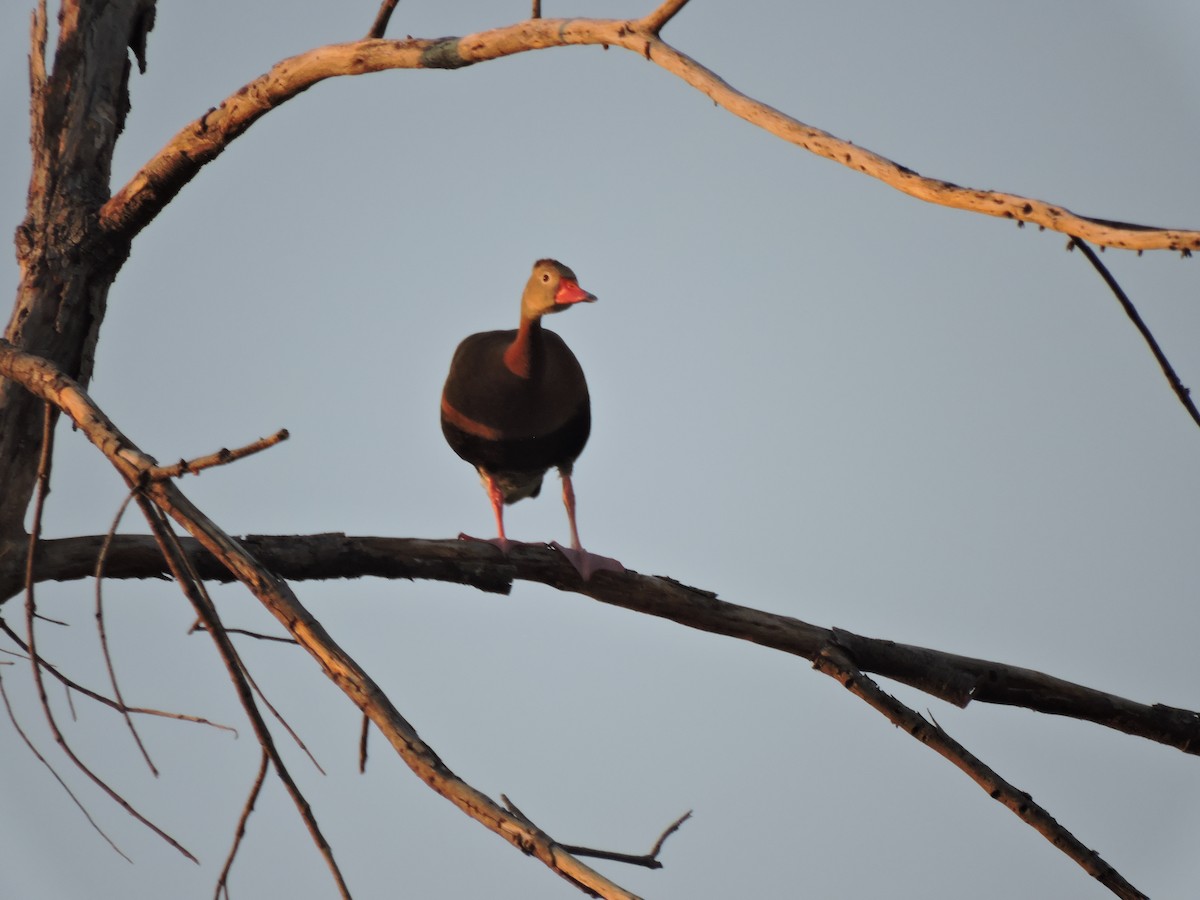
[2,2,1200,898]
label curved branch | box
[99,17,1200,252]
[1069,238,1200,429]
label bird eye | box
[541,272,551,283]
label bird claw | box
[549,541,625,581]
[456,535,547,556]
[457,533,520,555]
[457,534,624,581]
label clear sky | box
[3,2,1200,898]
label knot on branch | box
[420,38,468,70]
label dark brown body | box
[441,323,590,502]
[440,258,620,580]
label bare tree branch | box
[640,0,691,34]
[94,490,158,776]
[216,749,269,900]
[813,644,1146,900]
[366,0,400,39]
[147,429,289,482]
[21,531,1200,757]
[1068,237,1200,430]
[559,809,693,870]
[502,795,689,870]
[358,712,370,774]
[98,18,1200,253]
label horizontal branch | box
[25,532,1200,756]
[98,17,1200,252]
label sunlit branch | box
[98,17,1200,253]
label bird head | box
[521,259,596,321]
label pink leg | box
[550,471,624,581]
[561,471,583,551]
[458,472,515,554]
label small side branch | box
[1068,237,1200,430]
[95,490,158,776]
[366,0,400,39]
[639,0,690,34]
[358,712,370,773]
[503,795,688,871]
[813,644,1146,900]
[146,429,289,482]
[215,749,270,900]
[560,810,692,869]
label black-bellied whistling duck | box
[440,259,622,580]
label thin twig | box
[358,712,369,774]
[0,618,237,735]
[193,623,298,645]
[134,495,350,898]
[215,749,270,900]
[0,671,132,862]
[237,656,327,776]
[365,0,399,39]
[146,429,289,482]
[95,490,158,775]
[813,643,1146,900]
[1069,237,1200,430]
[503,795,689,870]
[560,810,693,869]
[531,0,541,19]
[21,404,196,862]
[646,809,692,859]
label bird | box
[440,259,622,580]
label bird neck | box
[503,315,543,379]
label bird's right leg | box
[458,472,516,553]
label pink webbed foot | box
[549,541,625,581]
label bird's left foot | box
[549,541,625,581]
